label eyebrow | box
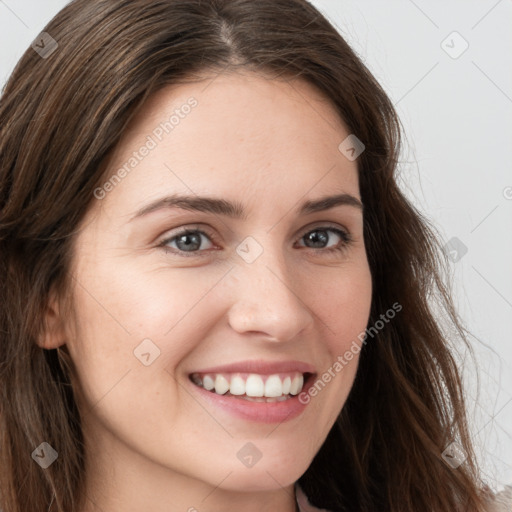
[129,192,363,222]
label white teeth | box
[264,375,283,397]
[289,374,304,395]
[192,371,307,398]
[214,375,229,395]
[245,374,264,397]
[282,376,291,395]
[229,375,245,395]
[202,375,215,391]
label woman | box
[0,1,510,511]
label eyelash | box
[158,225,353,258]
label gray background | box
[1,0,510,493]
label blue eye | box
[297,227,352,254]
[160,229,215,255]
[159,225,352,257]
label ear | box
[36,289,67,349]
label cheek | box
[318,259,373,352]
[64,258,229,399]
[301,260,372,416]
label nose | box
[226,241,315,343]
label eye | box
[159,226,216,256]
[158,224,353,257]
[295,226,352,254]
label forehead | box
[94,71,360,221]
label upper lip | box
[189,359,316,375]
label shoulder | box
[484,485,512,512]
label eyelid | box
[157,224,218,248]
[300,220,350,234]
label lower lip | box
[188,376,313,424]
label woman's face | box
[59,72,372,503]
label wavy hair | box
[0,0,495,510]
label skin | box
[40,71,372,512]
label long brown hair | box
[0,1,495,510]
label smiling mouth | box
[189,371,312,403]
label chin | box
[209,446,313,492]
[217,465,305,492]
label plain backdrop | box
[1,0,511,493]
